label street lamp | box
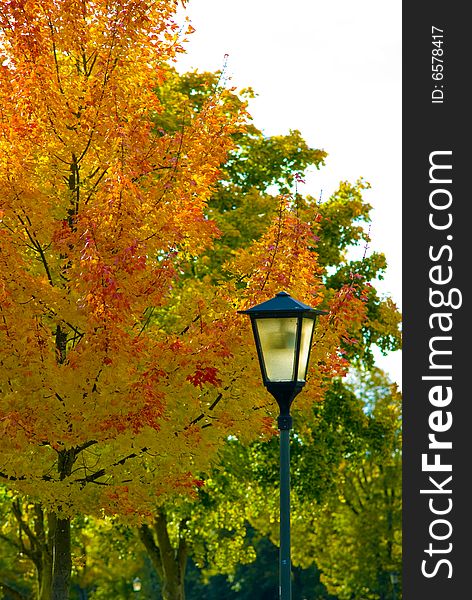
[239,291,327,600]
[389,572,399,600]
[132,577,142,594]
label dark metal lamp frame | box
[239,291,327,428]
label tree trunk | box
[38,546,53,600]
[36,504,54,600]
[138,510,188,600]
[50,447,76,600]
[51,515,72,600]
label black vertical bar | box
[403,3,469,599]
[293,317,302,381]
[279,425,292,600]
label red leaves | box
[98,397,164,436]
[104,485,153,518]
[167,472,205,496]
[95,367,168,435]
[186,365,221,389]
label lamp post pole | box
[272,388,298,600]
[390,572,398,600]
[278,414,292,600]
[239,292,327,600]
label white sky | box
[175,0,402,386]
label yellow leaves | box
[0,0,245,517]
[0,0,374,523]
[228,199,324,309]
[367,296,402,336]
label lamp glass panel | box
[297,317,315,381]
[255,317,297,381]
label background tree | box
[310,371,402,600]
[124,68,401,597]
[123,368,398,600]
[232,369,401,600]
[0,490,36,600]
[0,494,54,600]
[159,69,401,365]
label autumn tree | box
[118,66,400,596]
[154,68,401,370]
[0,2,362,599]
[0,1,239,597]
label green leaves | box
[223,128,327,194]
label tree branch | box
[11,499,38,552]
[138,524,164,582]
[73,448,149,486]
[75,440,98,454]
[0,582,27,600]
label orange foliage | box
[0,1,367,518]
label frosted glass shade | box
[255,317,315,382]
[297,317,315,380]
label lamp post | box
[389,572,398,600]
[132,577,142,596]
[239,291,327,600]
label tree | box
[0,3,362,598]
[126,68,401,597]
[0,1,238,597]
[0,494,54,600]
[0,501,161,600]
[286,370,402,600]
[184,534,336,600]
[0,490,36,600]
